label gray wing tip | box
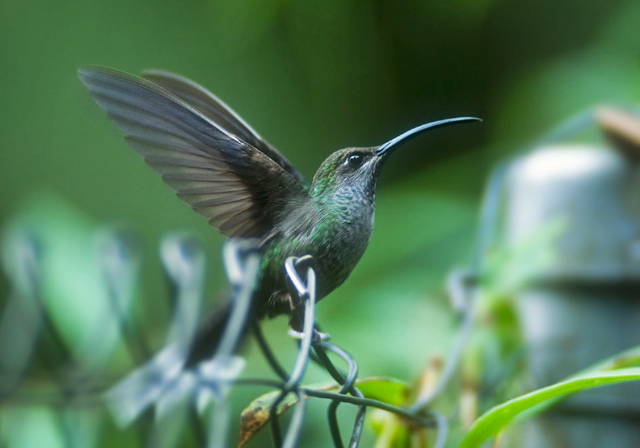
[78,66,143,90]
[142,68,178,79]
[77,65,120,91]
[80,66,173,85]
[77,66,96,85]
[77,65,111,80]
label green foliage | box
[461,363,640,448]
[2,0,640,446]
[239,377,409,446]
[1,196,132,367]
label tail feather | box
[185,299,242,367]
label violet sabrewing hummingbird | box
[78,66,479,365]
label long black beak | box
[376,116,481,157]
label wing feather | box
[142,70,305,183]
[79,66,308,238]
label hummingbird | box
[78,66,479,367]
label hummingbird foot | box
[288,328,331,344]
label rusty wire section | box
[0,232,457,447]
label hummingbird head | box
[311,117,480,203]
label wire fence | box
[4,107,636,447]
[0,225,480,447]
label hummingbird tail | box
[184,298,251,367]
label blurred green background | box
[1,0,640,446]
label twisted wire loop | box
[204,239,262,448]
[0,230,459,448]
[266,255,317,448]
[253,254,452,448]
[252,254,367,448]
[144,237,261,448]
[314,342,366,448]
[104,237,260,448]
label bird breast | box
[281,197,374,295]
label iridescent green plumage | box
[78,66,478,364]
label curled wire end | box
[223,238,261,286]
[160,232,205,286]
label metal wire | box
[266,255,318,448]
[301,389,435,428]
[318,342,365,448]
[0,230,467,448]
[204,239,261,448]
[409,270,478,413]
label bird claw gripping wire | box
[284,255,330,344]
[263,255,368,448]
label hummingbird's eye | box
[346,153,364,168]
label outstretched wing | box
[78,66,308,238]
[141,69,305,184]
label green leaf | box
[460,367,640,448]
[239,377,408,447]
[239,381,335,447]
[353,377,410,407]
